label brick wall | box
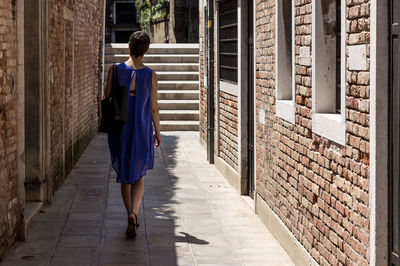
[219,91,238,171]
[0,0,20,257]
[199,0,207,146]
[200,0,371,264]
[0,0,104,257]
[199,3,239,170]
[48,0,104,189]
[255,0,370,265]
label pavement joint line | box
[96,161,112,265]
[159,142,198,266]
[49,183,79,265]
[141,184,151,266]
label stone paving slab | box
[1,132,293,266]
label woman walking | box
[105,31,161,239]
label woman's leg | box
[131,176,144,215]
[121,183,132,214]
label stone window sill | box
[312,113,346,145]
[276,100,295,124]
[220,80,238,96]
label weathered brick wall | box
[0,0,104,258]
[255,0,370,265]
[49,0,104,189]
[0,0,20,257]
[219,91,238,171]
[199,3,239,169]
[199,0,207,146]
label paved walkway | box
[1,132,293,266]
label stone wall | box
[0,0,19,257]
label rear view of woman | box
[104,31,161,239]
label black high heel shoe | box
[125,211,137,239]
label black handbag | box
[99,64,128,133]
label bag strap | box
[112,64,120,88]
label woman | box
[105,31,161,239]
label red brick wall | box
[48,0,104,188]
[0,0,20,256]
[219,91,238,171]
[255,0,370,265]
[199,3,239,170]
[200,1,371,262]
[199,1,207,145]
[0,0,104,257]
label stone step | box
[160,120,199,131]
[102,74,199,90]
[158,90,199,100]
[105,54,199,64]
[104,63,199,72]
[105,43,199,55]
[160,110,199,120]
[103,72,198,83]
[158,81,199,90]
[157,71,199,81]
[158,100,199,110]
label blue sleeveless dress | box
[107,62,154,184]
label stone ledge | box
[255,194,319,266]
[214,155,240,192]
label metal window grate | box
[219,0,238,83]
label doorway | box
[247,0,255,198]
[389,0,400,264]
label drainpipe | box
[206,0,215,164]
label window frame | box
[275,0,296,124]
[312,0,346,145]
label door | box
[389,0,400,264]
[248,0,255,198]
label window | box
[218,0,238,84]
[312,0,345,145]
[115,2,137,25]
[275,0,295,123]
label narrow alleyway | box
[1,132,293,266]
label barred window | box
[218,0,238,83]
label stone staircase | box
[104,43,200,131]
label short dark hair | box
[129,31,150,58]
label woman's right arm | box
[104,65,113,98]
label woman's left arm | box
[150,71,161,148]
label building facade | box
[200,0,395,265]
[105,0,199,44]
[0,0,105,258]
[105,0,140,43]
